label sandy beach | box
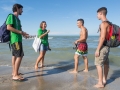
[0,62,120,90]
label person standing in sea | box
[35,21,51,70]
[94,7,110,88]
[70,19,89,73]
[6,3,29,81]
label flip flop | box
[18,73,24,75]
[12,78,24,82]
[12,73,24,76]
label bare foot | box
[12,73,24,79]
[83,69,88,72]
[103,77,107,85]
[96,79,106,85]
[40,65,45,68]
[94,84,104,88]
[35,65,39,70]
[12,75,24,80]
[69,70,78,74]
[103,80,106,85]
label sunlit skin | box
[69,20,88,74]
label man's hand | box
[23,34,29,39]
[20,31,29,39]
[95,50,100,57]
[74,40,79,45]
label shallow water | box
[0,36,120,67]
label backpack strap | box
[5,13,13,22]
[7,42,11,51]
[97,21,112,33]
[103,21,112,25]
[97,25,101,33]
[5,13,14,29]
[102,21,113,46]
[6,14,13,51]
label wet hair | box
[40,21,47,28]
[12,3,23,12]
[97,7,107,15]
[77,19,84,25]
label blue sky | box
[0,0,120,36]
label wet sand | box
[0,63,120,90]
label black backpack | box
[0,14,13,43]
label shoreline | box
[0,63,120,90]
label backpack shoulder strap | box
[103,21,112,25]
[5,13,13,22]
[5,13,15,28]
[97,25,101,33]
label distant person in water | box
[35,21,51,70]
[70,19,88,73]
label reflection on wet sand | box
[35,68,45,90]
[12,80,21,90]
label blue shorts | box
[39,44,48,51]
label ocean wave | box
[93,40,99,42]
[0,65,11,67]
[23,37,53,40]
[48,37,53,39]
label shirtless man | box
[70,19,88,73]
[94,7,110,88]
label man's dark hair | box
[12,4,23,12]
[97,7,107,15]
[77,19,84,25]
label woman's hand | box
[47,30,50,33]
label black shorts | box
[11,42,24,57]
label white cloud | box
[0,0,16,3]
[73,13,80,18]
[1,5,34,13]
[24,6,34,12]
[10,0,16,2]
[9,0,16,3]
[62,17,70,19]
[1,5,12,12]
